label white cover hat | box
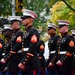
[4,24,12,29]
[71,30,75,35]
[57,20,70,26]
[47,23,57,30]
[8,16,21,21]
[0,27,3,34]
[21,9,37,19]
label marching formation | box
[0,9,75,75]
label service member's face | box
[47,28,55,35]
[11,22,19,30]
[59,25,68,33]
[22,18,33,26]
[11,22,16,30]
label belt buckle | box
[58,50,60,54]
[22,48,29,51]
[22,48,24,51]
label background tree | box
[49,1,75,30]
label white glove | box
[56,60,62,66]
[18,63,25,69]
[0,58,6,64]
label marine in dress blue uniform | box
[1,24,13,74]
[0,28,5,75]
[56,20,75,75]
[1,16,23,75]
[71,30,75,75]
[46,23,60,75]
[36,29,46,75]
[18,9,41,75]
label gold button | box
[58,50,60,54]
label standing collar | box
[25,25,33,31]
[50,33,56,38]
[61,32,68,37]
[14,28,20,32]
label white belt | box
[50,51,67,54]
[17,50,22,53]
[23,48,29,51]
[74,55,75,57]
[2,53,5,56]
[59,51,66,54]
[50,51,55,54]
[37,54,39,56]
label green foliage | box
[63,0,75,11]
[0,0,11,16]
[49,1,75,30]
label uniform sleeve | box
[20,29,39,65]
[50,36,60,64]
[26,29,39,56]
[60,36,75,64]
[38,40,45,57]
[0,39,5,59]
[11,31,23,53]
[3,31,23,62]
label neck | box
[25,25,33,30]
[26,22,33,28]
[61,32,68,37]
[50,33,56,37]
[14,28,20,31]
